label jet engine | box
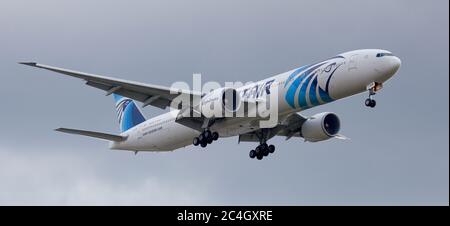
[200,88,241,118]
[301,112,341,142]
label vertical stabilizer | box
[112,94,146,132]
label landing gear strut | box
[192,129,219,148]
[365,82,382,108]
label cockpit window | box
[376,52,394,57]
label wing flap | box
[55,128,126,142]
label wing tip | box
[18,62,38,67]
[54,128,71,133]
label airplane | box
[20,49,401,160]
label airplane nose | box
[382,56,401,77]
[373,55,402,82]
[391,56,401,73]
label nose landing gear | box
[365,82,382,108]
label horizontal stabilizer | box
[55,128,126,142]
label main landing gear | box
[192,130,219,148]
[249,143,275,160]
[365,82,382,108]
[248,128,276,160]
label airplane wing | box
[19,62,202,109]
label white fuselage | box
[110,49,401,152]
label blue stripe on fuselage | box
[285,63,326,108]
[284,65,309,88]
[308,75,320,106]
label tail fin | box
[113,94,146,132]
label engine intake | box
[222,88,239,112]
[201,88,241,118]
[301,112,340,142]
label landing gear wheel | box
[262,146,269,157]
[199,133,206,141]
[195,130,217,147]
[255,146,260,154]
[212,132,219,141]
[249,150,256,159]
[268,145,275,153]
[365,98,376,108]
[204,130,212,139]
[257,143,269,156]
[365,98,372,107]
[261,143,268,150]
[207,136,213,144]
[193,137,200,146]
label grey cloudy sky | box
[0,0,448,205]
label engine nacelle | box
[200,88,241,118]
[301,112,341,142]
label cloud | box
[0,147,210,205]
[0,0,448,206]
